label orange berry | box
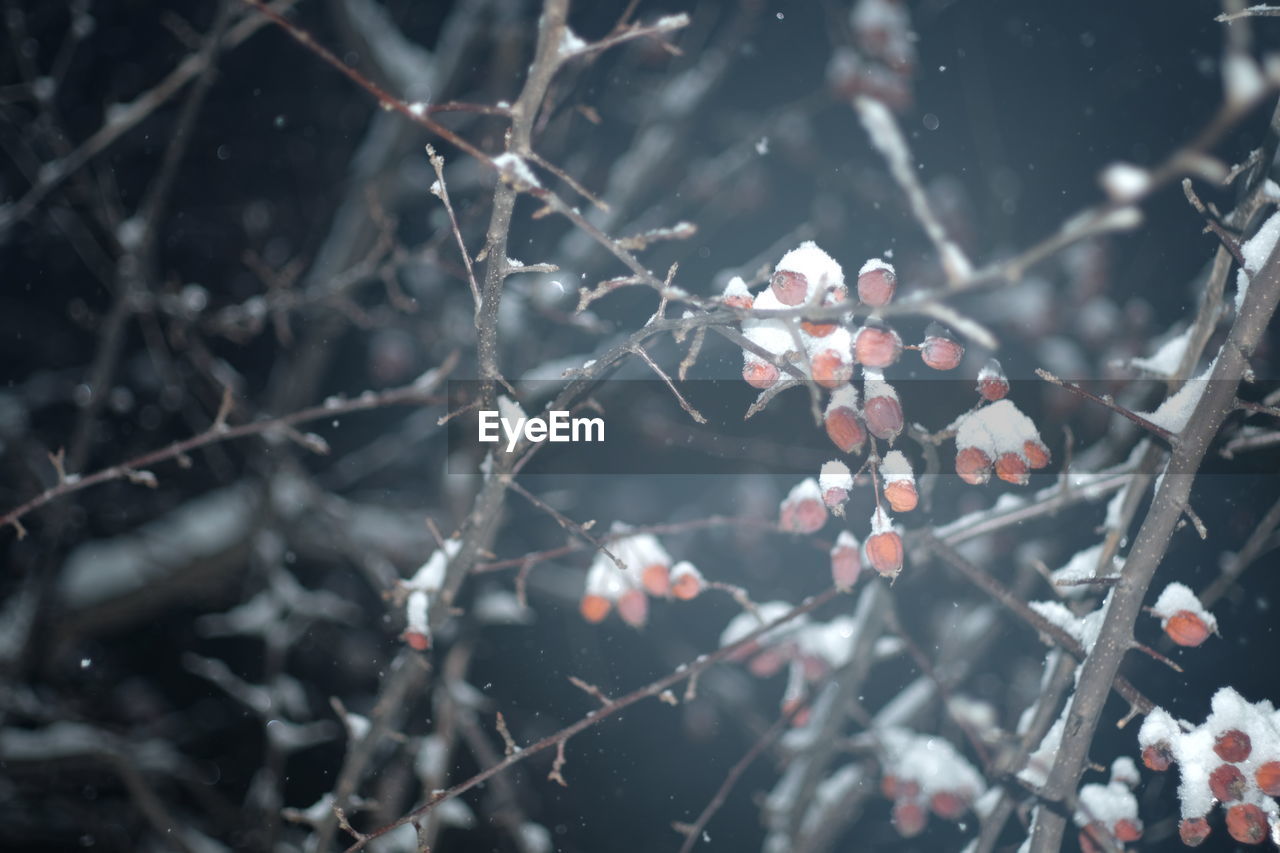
[1141,743,1172,772]
[747,647,788,678]
[780,497,828,535]
[723,292,754,310]
[1179,817,1211,846]
[1225,802,1268,845]
[866,530,904,578]
[994,452,1029,485]
[853,325,903,368]
[771,269,809,305]
[669,563,702,601]
[880,774,901,800]
[929,791,967,820]
[1210,763,1246,801]
[891,799,926,838]
[825,405,866,454]
[811,348,852,388]
[579,594,612,624]
[863,394,904,441]
[857,264,897,307]
[1023,439,1051,469]
[1164,610,1211,647]
[640,563,670,597]
[955,447,992,485]
[977,358,1008,401]
[403,630,430,651]
[616,588,649,629]
[1214,729,1252,762]
[884,479,918,512]
[1255,760,1280,796]
[743,360,780,389]
[801,320,837,337]
[1113,818,1143,842]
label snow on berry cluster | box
[1075,757,1145,852]
[1138,687,1280,846]
[577,523,703,628]
[877,728,984,838]
[399,538,462,650]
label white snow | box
[878,728,985,799]
[405,590,429,635]
[1100,162,1151,202]
[819,460,853,493]
[1235,209,1280,312]
[869,506,894,535]
[1074,780,1138,828]
[722,276,751,301]
[492,152,541,187]
[1141,359,1216,433]
[605,522,671,586]
[1224,53,1267,105]
[719,601,806,648]
[1150,582,1218,633]
[1129,326,1192,377]
[826,384,859,413]
[558,26,587,57]
[879,450,914,483]
[784,477,824,506]
[954,399,1041,457]
[775,241,845,303]
[858,258,895,277]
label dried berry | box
[977,358,1009,401]
[994,451,1029,485]
[1225,802,1268,845]
[853,323,903,368]
[1141,742,1173,772]
[579,594,611,624]
[1209,763,1246,801]
[1165,610,1212,647]
[955,447,992,485]
[743,360,780,389]
[771,268,810,306]
[866,530,904,578]
[920,324,964,371]
[857,260,897,307]
[1178,817,1211,846]
[891,799,926,838]
[1255,760,1280,796]
[811,348,852,388]
[863,378,903,441]
[1214,728,1252,763]
[831,532,862,590]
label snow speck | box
[1100,162,1150,203]
[755,136,770,155]
[492,152,541,187]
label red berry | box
[1023,439,1051,469]
[831,537,861,590]
[780,497,828,535]
[811,349,852,389]
[801,319,836,337]
[1141,743,1173,772]
[891,799,926,838]
[863,394,903,441]
[617,588,649,628]
[857,264,897,307]
[771,269,809,306]
[743,360,780,389]
[1214,729,1252,763]
[723,292,754,310]
[825,405,866,454]
[640,563,670,597]
[1255,760,1280,796]
[1225,802,1268,844]
[579,594,611,624]
[884,480,918,513]
[977,358,1009,401]
[1165,611,1212,647]
[853,324,903,368]
[1209,763,1246,801]
[403,630,430,651]
[920,325,964,371]
[1113,818,1143,842]
[670,568,702,601]
[994,452,1029,486]
[866,531,904,578]
[955,447,992,485]
[929,791,968,820]
[1178,817,1211,846]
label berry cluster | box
[577,523,704,629]
[876,728,984,838]
[1139,687,1280,846]
[398,539,461,650]
[1075,758,1144,852]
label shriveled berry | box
[771,269,809,306]
[866,531,904,578]
[994,452,1029,485]
[884,480,918,512]
[891,799,926,838]
[1165,610,1212,647]
[743,360,780,389]
[1214,729,1252,763]
[1023,439,1051,469]
[1178,817,1211,846]
[929,791,968,820]
[858,264,897,307]
[863,394,904,441]
[1113,818,1143,842]
[579,594,611,624]
[1255,760,1280,796]
[1225,802,1268,844]
[825,406,866,454]
[853,325,903,368]
[1209,763,1246,801]
[955,447,992,485]
[1141,742,1173,772]
[811,349,852,388]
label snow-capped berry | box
[722,276,754,309]
[866,510,903,578]
[780,478,828,533]
[977,358,1009,401]
[830,531,862,590]
[403,630,430,651]
[641,564,670,597]
[771,269,809,306]
[1209,763,1246,801]
[819,460,853,509]
[1214,729,1252,763]
[579,594,611,624]
[880,450,917,512]
[929,791,968,820]
[617,588,649,628]
[825,386,866,453]
[891,799,926,838]
[863,374,903,441]
[1225,803,1268,844]
[920,324,964,371]
[994,451,1029,485]
[581,557,627,624]
[743,360,780,389]
[955,447,992,485]
[857,259,897,306]
[1023,439,1051,469]
[669,561,704,601]
[1255,761,1280,796]
[1165,611,1212,647]
[1179,817,1211,846]
[811,347,853,388]
[1113,818,1143,842]
[853,322,903,368]
[1141,742,1173,772]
